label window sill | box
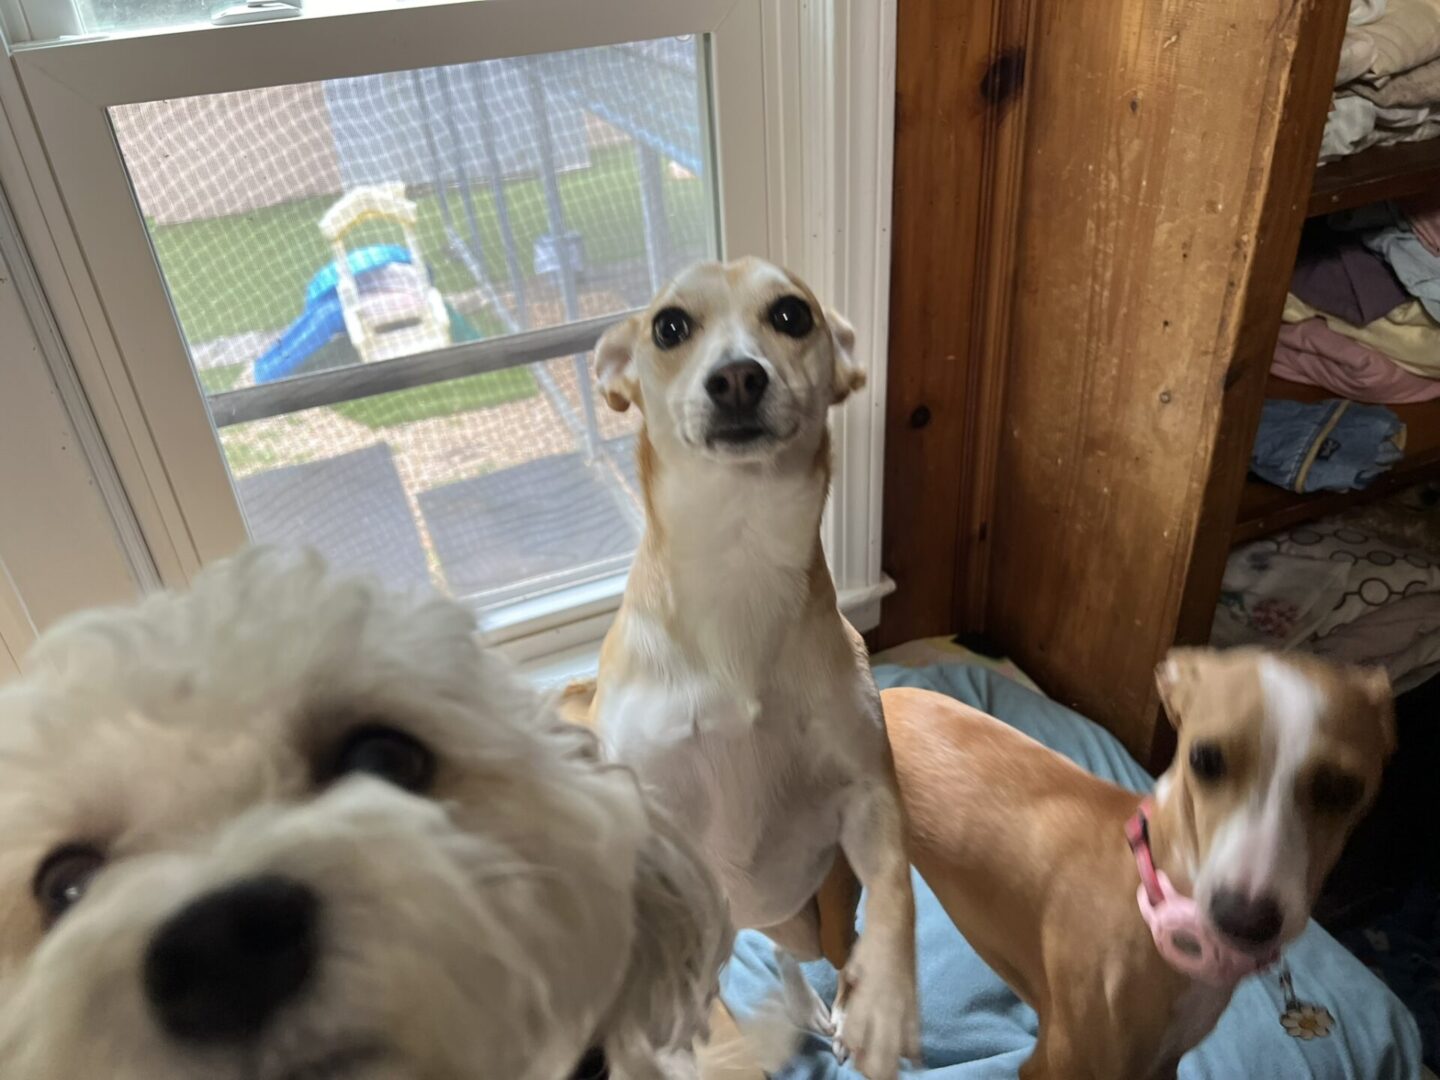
[507,573,896,689]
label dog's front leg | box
[834,778,919,1080]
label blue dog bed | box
[721,663,1423,1078]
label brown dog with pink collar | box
[856,648,1393,1079]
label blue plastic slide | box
[253,245,413,384]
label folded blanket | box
[1212,548,1352,648]
[1345,0,1440,81]
[1285,293,1440,377]
[1323,95,1378,158]
[1358,224,1440,324]
[1352,52,1440,106]
[1310,589,1440,692]
[1291,222,1410,324]
[1351,0,1388,25]
[1400,190,1440,257]
[1216,518,1440,690]
[1275,318,1440,403]
[1250,398,1406,493]
[1225,519,1440,634]
[1319,94,1440,160]
[1339,36,1381,85]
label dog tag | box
[1277,964,1334,1040]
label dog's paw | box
[778,951,834,1036]
[829,995,850,1066]
[832,956,920,1080]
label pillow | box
[1309,590,1440,692]
[1217,519,1440,645]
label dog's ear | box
[1156,647,1208,730]
[600,805,732,1072]
[826,308,866,404]
[596,315,642,413]
[1357,665,1397,757]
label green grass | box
[150,145,711,344]
[330,368,538,429]
[220,439,296,474]
[218,415,314,473]
[197,362,246,394]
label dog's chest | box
[605,681,851,929]
[1155,981,1231,1067]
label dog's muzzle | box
[140,868,614,1078]
[704,358,772,446]
[143,873,319,1043]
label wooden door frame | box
[878,0,1347,770]
[876,0,1037,649]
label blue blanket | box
[721,663,1422,1078]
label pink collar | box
[1125,798,1279,987]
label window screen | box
[109,38,715,607]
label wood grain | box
[875,0,1033,648]
[983,0,1348,765]
[1170,0,1354,713]
[953,3,1040,633]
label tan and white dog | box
[0,548,731,1080]
[584,259,918,1080]
[871,647,1393,1080]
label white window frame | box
[0,109,150,665]
[0,0,83,46]
[0,0,896,676]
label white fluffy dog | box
[0,548,731,1080]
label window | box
[108,42,712,609]
[2,0,895,665]
[9,1,421,41]
[79,1,220,34]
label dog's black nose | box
[1210,889,1283,946]
[705,360,769,412]
[144,874,319,1043]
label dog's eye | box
[330,726,435,793]
[652,308,692,350]
[33,845,105,922]
[767,295,814,338]
[1310,768,1364,815]
[1189,742,1226,782]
